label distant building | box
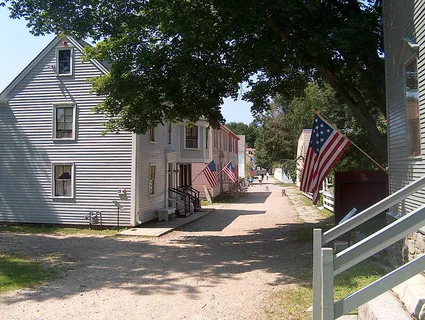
[296,129,312,187]
[237,135,246,178]
[246,147,256,170]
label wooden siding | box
[0,38,133,226]
[136,123,178,223]
[384,1,425,216]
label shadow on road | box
[0,216,313,305]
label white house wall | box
[179,122,206,162]
[136,123,177,223]
[383,1,425,215]
[0,38,133,226]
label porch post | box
[322,247,334,320]
[313,228,323,320]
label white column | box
[322,248,334,320]
[313,229,323,320]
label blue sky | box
[0,8,254,124]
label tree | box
[225,122,258,148]
[254,83,386,175]
[2,0,387,159]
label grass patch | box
[0,225,121,236]
[265,259,386,320]
[0,253,57,293]
[318,208,333,219]
[210,192,247,204]
[289,222,334,244]
[200,200,211,206]
[296,191,315,207]
[279,183,296,187]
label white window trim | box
[149,163,156,197]
[204,127,211,150]
[184,124,200,150]
[51,162,75,199]
[52,103,77,141]
[56,47,74,76]
[403,56,422,159]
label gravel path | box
[0,179,316,320]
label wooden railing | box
[313,175,425,319]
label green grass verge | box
[210,192,247,204]
[265,260,385,320]
[0,225,121,236]
[200,200,211,206]
[0,253,58,293]
[279,183,296,187]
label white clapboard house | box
[0,35,207,227]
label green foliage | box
[265,260,385,320]
[0,225,121,236]
[0,253,57,293]
[225,122,259,148]
[255,83,386,172]
[3,0,387,158]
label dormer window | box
[56,48,73,75]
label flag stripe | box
[222,161,237,183]
[202,161,218,188]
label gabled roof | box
[0,35,109,104]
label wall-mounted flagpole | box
[313,110,387,173]
[192,163,211,183]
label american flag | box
[223,161,237,183]
[300,115,351,204]
[202,161,218,188]
[249,168,256,176]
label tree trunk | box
[318,66,388,163]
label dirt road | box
[0,179,317,320]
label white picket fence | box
[302,178,334,212]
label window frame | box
[51,162,74,199]
[205,127,209,149]
[184,125,200,149]
[149,163,156,196]
[404,56,422,159]
[56,47,73,76]
[52,103,76,141]
[168,122,172,145]
[149,127,156,143]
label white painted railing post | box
[322,248,334,320]
[313,229,322,320]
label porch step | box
[358,291,413,320]
[392,273,425,319]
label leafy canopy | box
[2,0,386,159]
[255,83,386,178]
[224,122,259,148]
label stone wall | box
[404,231,425,262]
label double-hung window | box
[149,127,155,143]
[56,48,73,75]
[149,164,156,195]
[53,104,76,140]
[185,125,198,148]
[405,58,421,157]
[52,163,74,198]
[168,122,172,145]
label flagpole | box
[217,160,232,175]
[313,110,388,173]
[192,162,212,183]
